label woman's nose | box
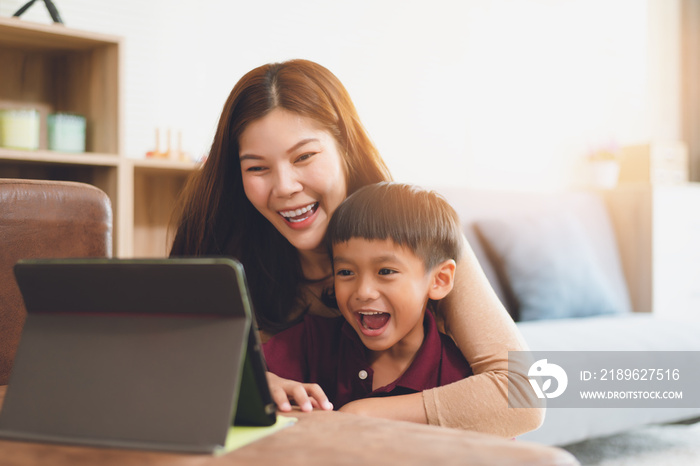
[272,164,303,198]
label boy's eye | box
[378,268,397,276]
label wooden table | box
[0,386,578,465]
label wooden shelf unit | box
[0,17,197,257]
[131,159,197,258]
[604,183,700,319]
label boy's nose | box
[354,276,380,302]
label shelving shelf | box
[0,148,121,167]
[0,17,196,257]
[132,157,199,174]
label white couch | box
[435,187,700,446]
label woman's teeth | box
[279,203,317,222]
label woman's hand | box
[266,371,333,412]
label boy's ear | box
[427,259,456,301]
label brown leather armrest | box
[0,178,113,385]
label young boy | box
[262,182,472,417]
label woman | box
[170,59,543,437]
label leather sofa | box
[0,179,112,386]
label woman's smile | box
[278,201,319,226]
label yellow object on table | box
[218,415,297,455]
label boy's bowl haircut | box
[326,182,463,271]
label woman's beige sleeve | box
[425,236,545,438]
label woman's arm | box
[426,235,545,437]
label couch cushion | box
[475,210,626,321]
[434,188,632,320]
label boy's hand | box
[266,372,333,412]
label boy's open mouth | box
[357,311,390,334]
[279,202,319,223]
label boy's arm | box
[339,392,427,423]
[262,318,333,412]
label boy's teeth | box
[359,311,390,331]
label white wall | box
[1,0,681,190]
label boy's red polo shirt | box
[262,310,473,409]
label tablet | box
[0,258,276,453]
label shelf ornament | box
[13,0,64,24]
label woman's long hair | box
[170,59,392,332]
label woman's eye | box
[336,269,353,277]
[244,165,267,173]
[296,152,316,163]
[378,268,397,276]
